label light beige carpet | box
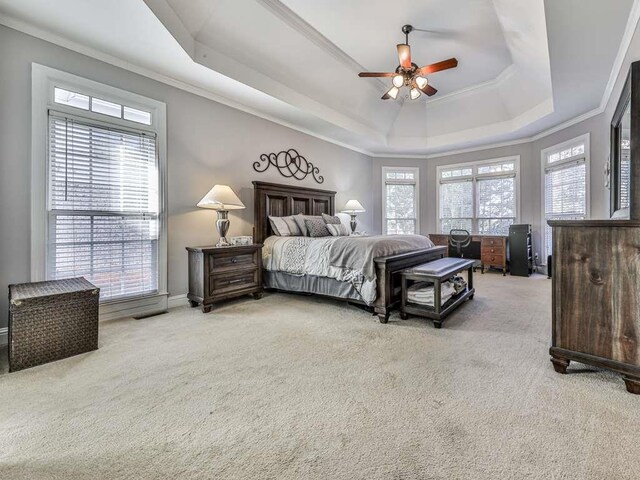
[1,273,639,479]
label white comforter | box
[262,235,378,303]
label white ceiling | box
[0,0,636,156]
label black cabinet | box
[509,224,533,277]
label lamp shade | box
[197,185,245,210]
[342,199,366,213]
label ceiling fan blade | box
[358,72,396,77]
[419,83,438,96]
[417,58,458,75]
[397,44,412,69]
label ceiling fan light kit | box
[359,24,458,101]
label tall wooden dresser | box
[548,61,640,394]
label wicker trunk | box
[8,277,100,372]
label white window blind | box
[383,168,418,234]
[438,158,518,235]
[543,136,588,258]
[544,162,586,256]
[476,176,516,234]
[47,112,160,300]
[439,180,473,233]
[621,139,630,209]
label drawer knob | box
[231,257,238,263]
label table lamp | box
[341,199,366,233]
[197,185,245,246]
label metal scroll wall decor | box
[253,149,324,184]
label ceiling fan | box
[358,24,458,100]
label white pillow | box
[336,212,351,230]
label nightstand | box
[186,244,263,313]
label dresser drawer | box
[208,251,256,271]
[209,269,258,294]
[481,236,505,247]
[481,245,505,256]
[481,253,506,266]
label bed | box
[253,181,446,322]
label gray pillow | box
[304,217,331,237]
[322,213,341,225]
[268,215,302,236]
[326,223,350,236]
[292,213,309,236]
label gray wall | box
[1,16,637,332]
[372,115,606,260]
[0,25,374,329]
[369,8,640,249]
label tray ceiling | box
[0,0,635,156]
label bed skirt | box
[262,270,366,304]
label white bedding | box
[262,234,434,304]
[262,235,378,303]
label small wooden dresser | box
[428,233,508,275]
[186,244,263,313]
[480,236,507,275]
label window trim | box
[540,133,591,262]
[31,64,168,320]
[381,166,420,235]
[436,156,521,234]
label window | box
[542,135,589,258]
[54,87,152,125]
[382,167,419,234]
[437,157,519,235]
[33,65,167,319]
[48,114,159,300]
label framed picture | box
[230,236,253,246]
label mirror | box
[611,71,632,218]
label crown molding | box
[256,0,391,94]
[368,105,604,159]
[425,64,516,105]
[0,1,635,162]
[0,14,375,157]
[598,0,640,111]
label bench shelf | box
[400,258,475,328]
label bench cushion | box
[408,258,475,276]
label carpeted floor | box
[1,273,639,479]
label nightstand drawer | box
[209,269,258,294]
[187,243,263,313]
[209,252,256,270]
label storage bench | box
[8,277,100,372]
[400,258,475,328]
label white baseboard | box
[168,294,188,309]
[0,295,188,347]
[99,293,169,321]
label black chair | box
[448,229,471,258]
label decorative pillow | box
[304,217,331,237]
[326,223,350,237]
[322,213,341,225]
[292,213,309,236]
[268,215,302,236]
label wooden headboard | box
[253,181,336,243]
